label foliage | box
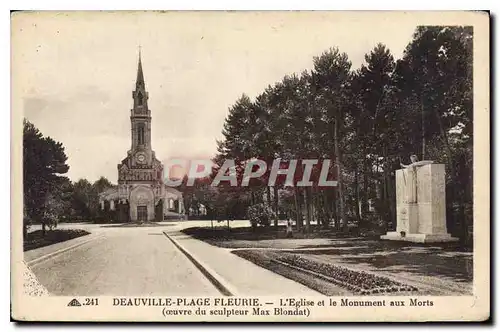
[24,229,91,251]
[23,120,115,229]
[63,176,113,222]
[23,119,69,234]
[248,203,275,227]
[212,26,473,242]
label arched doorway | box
[129,186,155,222]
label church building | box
[98,53,185,222]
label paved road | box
[30,225,221,296]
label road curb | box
[162,231,238,296]
[26,235,103,267]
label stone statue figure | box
[400,154,434,169]
[400,155,434,203]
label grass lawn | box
[24,229,91,251]
[181,225,359,249]
[184,225,473,295]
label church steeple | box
[131,48,151,152]
[132,47,149,112]
[136,47,145,88]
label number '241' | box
[85,298,99,306]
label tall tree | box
[71,178,95,220]
[23,119,69,236]
[93,176,113,193]
[348,43,396,228]
[313,47,352,232]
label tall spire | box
[136,46,144,87]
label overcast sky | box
[14,11,419,183]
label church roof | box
[98,185,182,201]
[165,186,182,196]
[98,187,119,200]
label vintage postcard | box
[11,11,490,322]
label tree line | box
[23,119,114,236]
[184,26,473,243]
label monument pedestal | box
[381,232,458,243]
[381,163,458,243]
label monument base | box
[380,232,459,243]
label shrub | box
[42,211,60,230]
[248,203,275,227]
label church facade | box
[98,54,185,222]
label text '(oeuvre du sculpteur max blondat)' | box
[381,155,458,243]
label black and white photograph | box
[11,11,489,322]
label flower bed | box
[24,229,91,251]
[277,253,418,295]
